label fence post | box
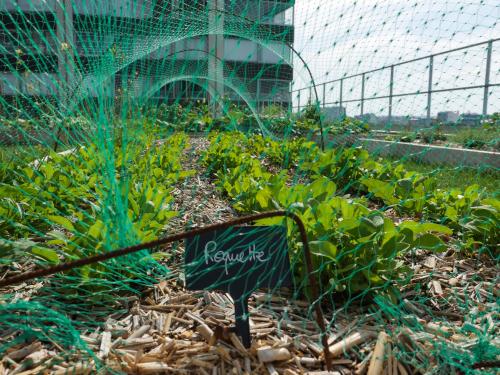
[322,82,326,108]
[483,40,493,116]
[389,65,394,123]
[361,73,365,116]
[339,79,343,110]
[427,55,433,124]
[256,80,261,112]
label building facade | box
[0,0,294,113]
[437,111,459,124]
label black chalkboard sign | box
[185,226,292,347]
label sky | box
[291,0,500,117]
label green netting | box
[0,0,499,374]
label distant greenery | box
[147,101,371,138]
[450,124,500,151]
[385,127,448,144]
[299,102,370,136]
[386,112,499,150]
[395,158,499,195]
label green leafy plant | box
[202,132,464,294]
[0,131,192,277]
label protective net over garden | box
[0,0,499,374]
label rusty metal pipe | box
[0,210,332,370]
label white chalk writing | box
[204,241,268,275]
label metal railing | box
[292,38,500,120]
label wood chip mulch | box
[2,250,498,375]
[1,136,498,374]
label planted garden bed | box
[0,107,498,374]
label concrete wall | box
[358,138,500,168]
[1,0,57,12]
[0,72,58,95]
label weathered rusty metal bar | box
[0,210,332,370]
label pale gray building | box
[0,0,294,111]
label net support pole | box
[322,83,326,108]
[483,40,493,117]
[257,80,261,112]
[360,73,365,116]
[55,0,74,149]
[427,55,433,125]
[56,0,74,100]
[208,0,225,117]
[388,65,394,124]
[339,78,343,113]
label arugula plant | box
[203,132,458,294]
[0,132,191,272]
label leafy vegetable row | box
[201,132,460,295]
[206,131,498,255]
[0,133,192,272]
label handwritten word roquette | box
[204,241,269,275]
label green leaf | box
[418,223,453,235]
[150,252,173,261]
[400,221,452,235]
[23,167,34,179]
[358,216,384,236]
[368,215,385,229]
[309,176,336,200]
[32,246,59,263]
[46,230,69,246]
[129,197,140,217]
[362,269,384,285]
[48,215,75,232]
[337,218,360,232]
[381,235,398,257]
[310,240,337,260]
[44,164,55,179]
[254,217,285,226]
[471,205,498,220]
[415,234,446,252]
[396,179,413,193]
[88,220,104,239]
[445,205,458,221]
[255,189,271,209]
[361,178,398,205]
[153,168,163,178]
[158,210,178,221]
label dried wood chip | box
[6,342,42,361]
[432,280,443,295]
[329,331,375,358]
[196,322,214,343]
[53,363,94,375]
[266,363,279,375]
[257,347,291,363]
[299,357,321,367]
[229,333,248,355]
[128,325,151,340]
[136,362,173,374]
[396,360,410,375]
[367,332,389,375]
[423,256,436,269]
[99,331,112,359]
